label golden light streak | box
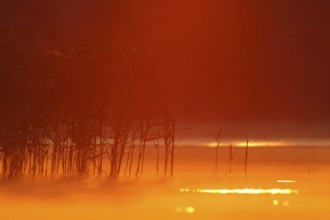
[236,141,286,147]
[180,188,298,195]
[185,207,195,213]
[208,142,219,147]
[207,140,288,148]
[175,206,195,214]
[206,138,330,148]
[276,180,296,183]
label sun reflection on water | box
[273,199,290,206]
[180,188,298,195]
[175,206,195,214]
[276,180,296,183]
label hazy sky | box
[140,1,330,139]
[155,1,330,123]
[2,0,330,138]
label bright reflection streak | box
[236,141,286,147]
[185,207,195,213]
[175,206,195,214]
[206,138,330,148]
[180,188,298,195]
[208,141,287,148]
[276,180,296,183]
[208,142,219,147]
[179,188,190,193]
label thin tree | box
[244,138,249,176]
[153,128,161,176]
[212,125,224,174]
[229,143,235,175]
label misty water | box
[1,146,330,220]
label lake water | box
[0,146,329,220]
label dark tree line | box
[0,12,177,177]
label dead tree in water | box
[244,138,249,176]
[163,113,176,177]
[212,125,223,174]
[124,123,138,177]
[135,120,150,177]
[229,143,235,175]
[153,128,161,176]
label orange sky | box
[2,0,330,139]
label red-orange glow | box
[207,141,286,147]
[1,1,330,220]
[180,188,299,195]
